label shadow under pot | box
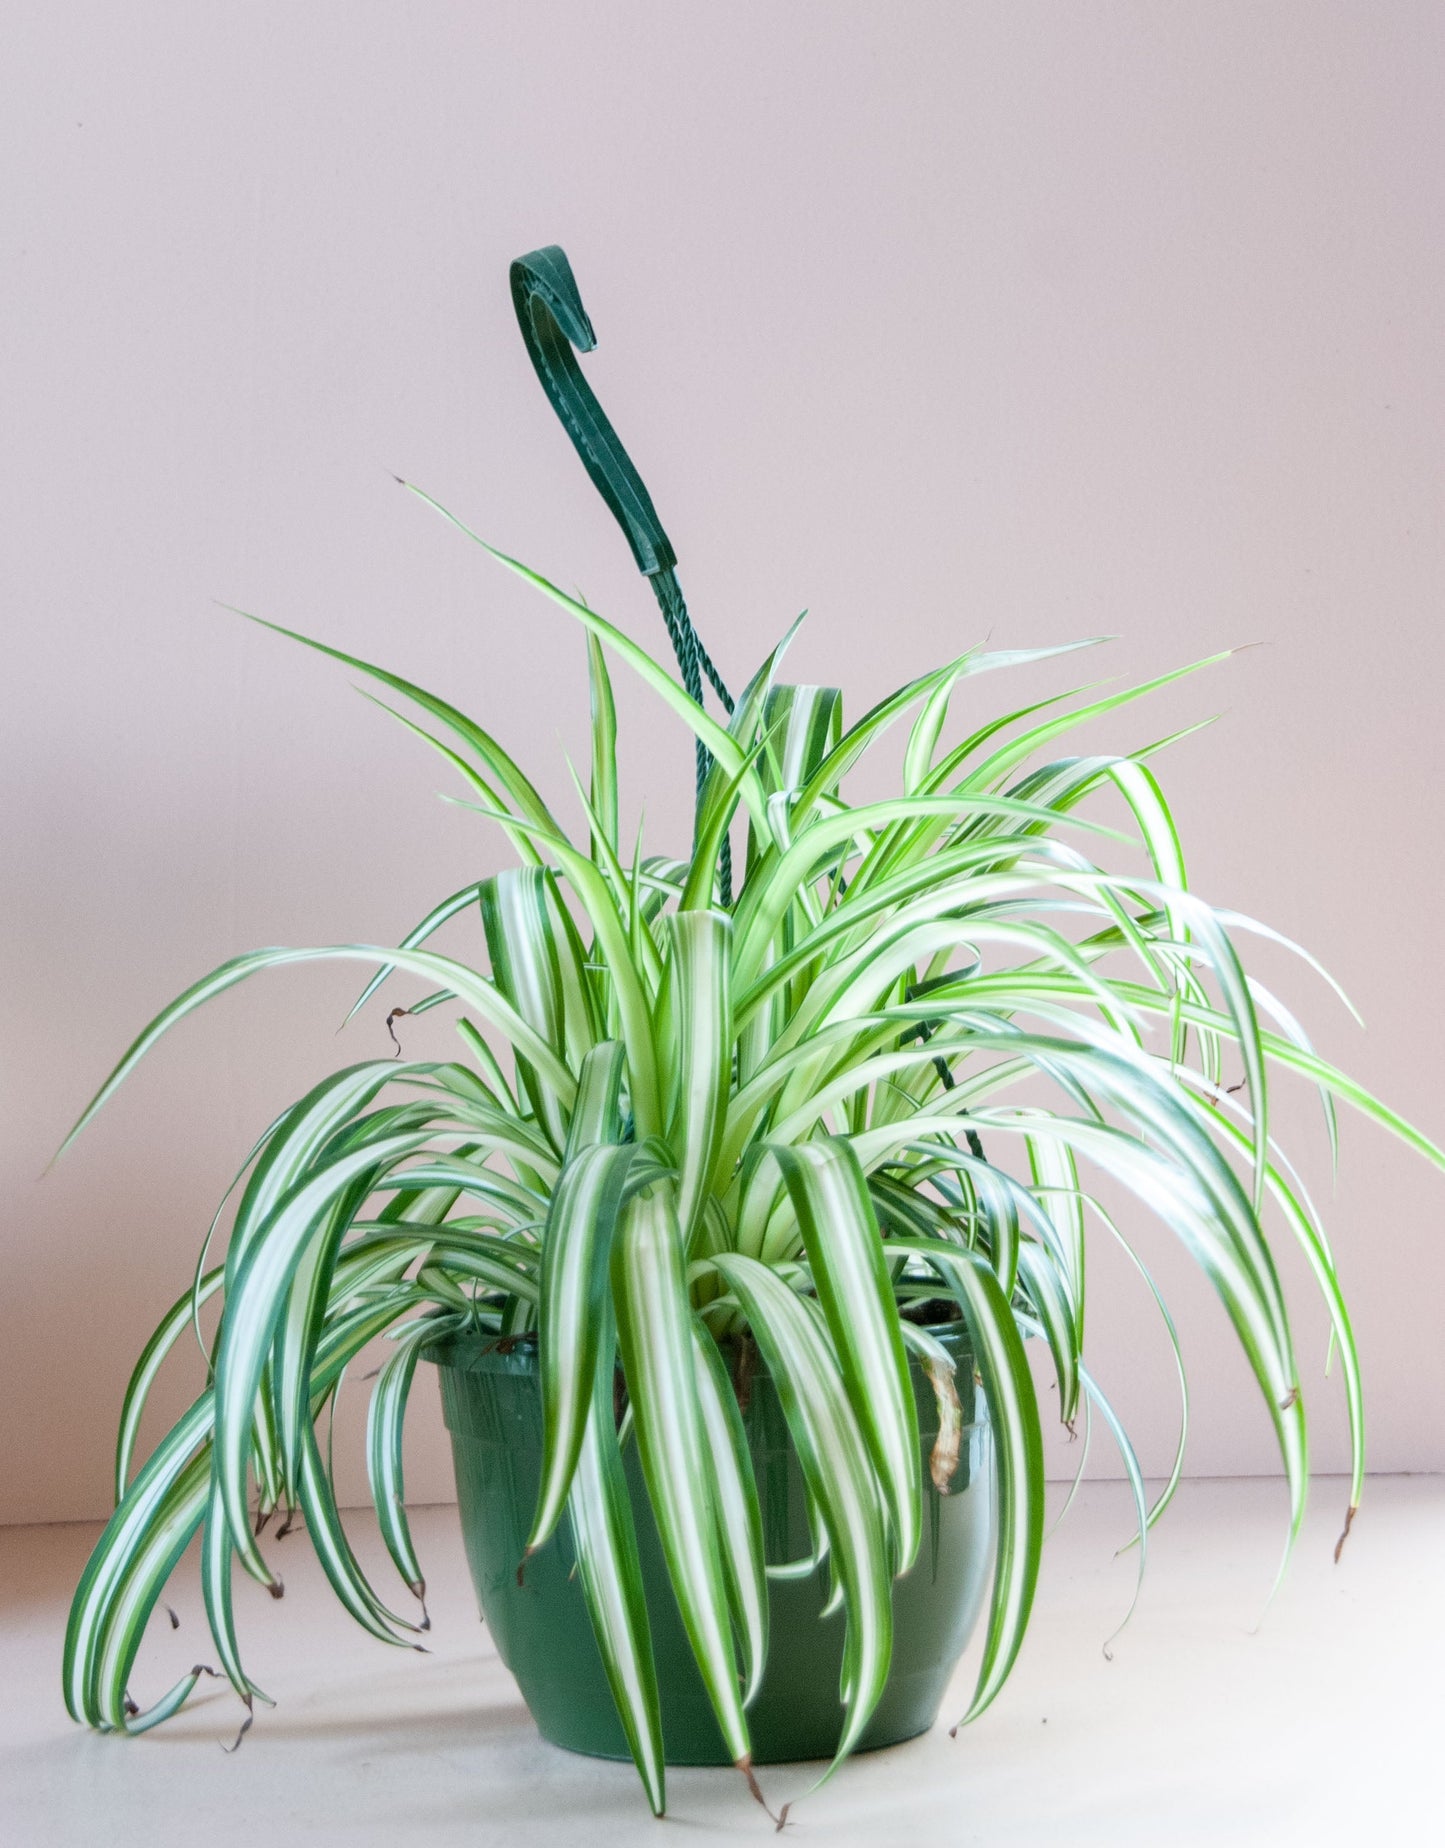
[425,1320,994,1767]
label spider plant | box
[57,483,1444,1820]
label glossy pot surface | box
[427,1323,993,1765]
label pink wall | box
[4,1,1443,1523]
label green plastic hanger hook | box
[510,244,735,900]
[510,245,678,581]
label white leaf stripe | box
[612,1185,750,1763]
[667,911,733,1246]
[481,870,570,1149]
[770,1140,921,1573]
[529,1142,651,1552]
[691,1321,769,1706]
[762,683,841,795]
[366,1320,437,1598]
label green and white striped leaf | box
[691,1321,769,1706]
[114,1267,224,1502]
[760,683,842,798]
[481,869,572,1150]
[611,1184,751,1766]
[768,1139,920,1572]
[567,1305,665,1814]
[529,1140,658,1554]
[587,632,620,859]
[665,910,734,1246]
[365,1319,439,1603]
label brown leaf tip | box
[736,1756,785,1828]
[222,1707,254,1755]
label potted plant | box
[57,247,1442,1824]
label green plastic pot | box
[427,1322,994,1766]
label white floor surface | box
[2,1476,1440,1847]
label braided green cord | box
[652,571,733,905]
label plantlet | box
[57,248,1444,1822]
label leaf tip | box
[736,1757,784,1828]
[221,1701,254,1754]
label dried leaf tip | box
[1333,1502,1358,1564]
[222,1699,253,1756]
[736,1756,786,1829]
